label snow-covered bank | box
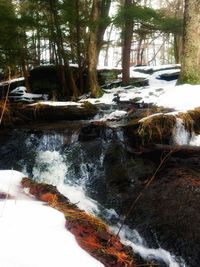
[81,83,200,113]
[0,170,103,267]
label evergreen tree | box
[0,0,18,73]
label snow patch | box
[0,170,103,267]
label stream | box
[0,124,188,267]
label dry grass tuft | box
[21,178,136,267]
[177,112,194,133]
[138,114,176,144]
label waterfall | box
[30,149,186,266]
[0,128,187,267]
[173,118,200,146]
[20,130,186,267]
[173,118,190,145]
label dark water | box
[0,127,186,267]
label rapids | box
[0,126,187,267]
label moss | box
[177,112,194,133]
[187,108,200,133]
[138,114,176,144]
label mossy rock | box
[138,114,176,145]
[187,108,200,133]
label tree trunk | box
[96,0,111,56]
[122,0,134,85]
[75,0,84,93]
[49,0,80,98]
[136,37,143,65]
[21,55,30,92]
[178,0,200,84]
[174,34,183,64]
[88,0,102,98]
[174,0,183,64]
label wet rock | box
[119,155,200,267]
[103,143,156,208]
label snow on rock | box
[0,170,103,267]
[139,112,164,123]
[30,101,82,107]
[155,84,200,111]
[0,77,24,86]
[83,82,200,114]
[133,64,180,73]
[100,110,127,121]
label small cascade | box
[113,225,186,267]
[22,130,185,267]
[0,127,188,267]
[173,118,190,145]
[173,117,200,146]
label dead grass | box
[21,178,136,267]
[177,112,194,133]
[138,114,176,144]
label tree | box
[0,0,18,73]
[122,0,134,85]
[179,0,200,84]
[87,0,111,97]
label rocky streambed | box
[0,98,200,267]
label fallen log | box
[13,101,98,122]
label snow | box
[155,84,200,111]
[132,64,180,73]
[130,71,150,79]
[9,86,26,94]
[30,101,82,107]
[0,170,103,267]
[0,77,24,86]
[81,67,200,113]
[100,110,127,121]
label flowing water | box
[0,127,187,267]
[173,117,200,146]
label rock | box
[116,152,200,267]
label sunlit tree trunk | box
[179,0,200,84]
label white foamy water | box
[32,151,68,185]
[31,150,100,214]
[173,118,200,147]
[30,146,185,267]
[173,118,190,145]
[115,225,186,267]
[189,135,200,146]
